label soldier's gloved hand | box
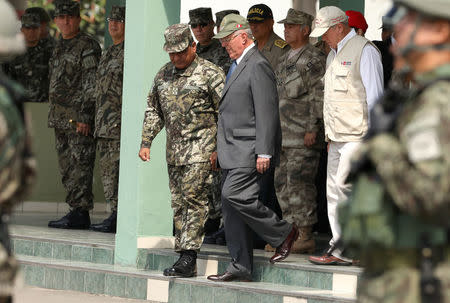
[76,122,90,136]
[210,151,219,171]
[139,147,150,162]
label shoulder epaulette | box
[274,39,288,49]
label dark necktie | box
[226,60,237,83]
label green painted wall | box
[320,0,364,13]
[25,103,105,203]
[114,0,180,266]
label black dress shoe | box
[269,223,299,264]
[207,271,252,282]
[163,250,197,277]
[48,209,90,229]
[90,211,117,233]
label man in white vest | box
[308,6,383,265]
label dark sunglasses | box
[191,23,208,29]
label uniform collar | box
[331,28,356,55]
[173,54,199,77]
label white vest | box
[323,35,378,142]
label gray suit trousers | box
[221,167,292,278]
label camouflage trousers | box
[97,138,120,212]
[54,128,95,210]
[0,221,17,299]
[274,147,320,226]
[168,162,212,252]
[358,260,450,303]
[207,170,222,220]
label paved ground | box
[15,286,146,303]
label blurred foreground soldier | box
[139,24,225,277]
[308,6,383,266]
[24,6,55,51]
[189,7,231,73]
[8,12,52,102]
[0,0,32,301]
[274,9,326,254]
[247,3,289,70]
[47,0,101,229]
[339,1,450,302]
[90,6,125,233]
[216,9,239,33]
[346,10,368,36]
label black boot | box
[48,208,90,229]
[90,211,117,233]
[163,250,197,277]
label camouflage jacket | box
[8,42,53,103]
[0,72,27,212]
[256,31,290,71]
[365,64,450,227]
[196,39,232,74]
[94,41,124,139]
[276,43,326,149]
[48,32,101,129]
[39,35,56,56]
[141,55,225,166]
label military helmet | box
[0,0,26,61]
[394,0,450,20]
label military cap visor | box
[213,14,250,39]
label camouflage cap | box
[21,12,40,28]
[394,0,450,20]
[213,14,249,39]
[247,4,273,23]
[215,9,240,26]
[277,8,314,26]
[54,0,80,17]
[108,5,125,22]
[163,23,194,53]
[25,7,51,23]
[188,7,213,25]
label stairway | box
[10,224,361,303]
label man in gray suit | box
[207,14,299,282]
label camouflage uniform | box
[257,31,290,71]
[275,42,326,227]
[196,39,231,74]
[141,27,225,251]
[49,27,101,210]
[8,13,53,103]
[94,40,124,212]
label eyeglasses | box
[191,23,208,29]
[220,33,241,44]
[107,18,124,23]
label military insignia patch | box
[274,39,288,49]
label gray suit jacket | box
[217,46,281,169]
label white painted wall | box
[364,0,393,41]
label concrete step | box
[17,254,356,303]
[138,245,362,293]
[10,225,115,265]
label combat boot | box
[48,208,90,229]
[292,226,315,254]
[163,250,197,277]
[90,211,117,233]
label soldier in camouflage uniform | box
[25,7,55,55]
[274,9,326,254]
[0,0,33,300]
[138,24,225,278]
[215,10,240,33]
[337,1,450,302]
[247,4,290,71]
[7,12,53,102]
[47,0,101,230]
[189,7,231,243]
[90,6,125,233]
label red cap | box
[346,10,368,34]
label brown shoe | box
[264,243,276,252]
[308,254,352,266]
[207,271,252,282]
[292,226,315,254]
[269,224,299,264]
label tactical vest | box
[323,35,377,142]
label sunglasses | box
[191,23,208,29]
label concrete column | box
[292,0,318,16]
[319,0,364,13]
[114,0,180,266]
